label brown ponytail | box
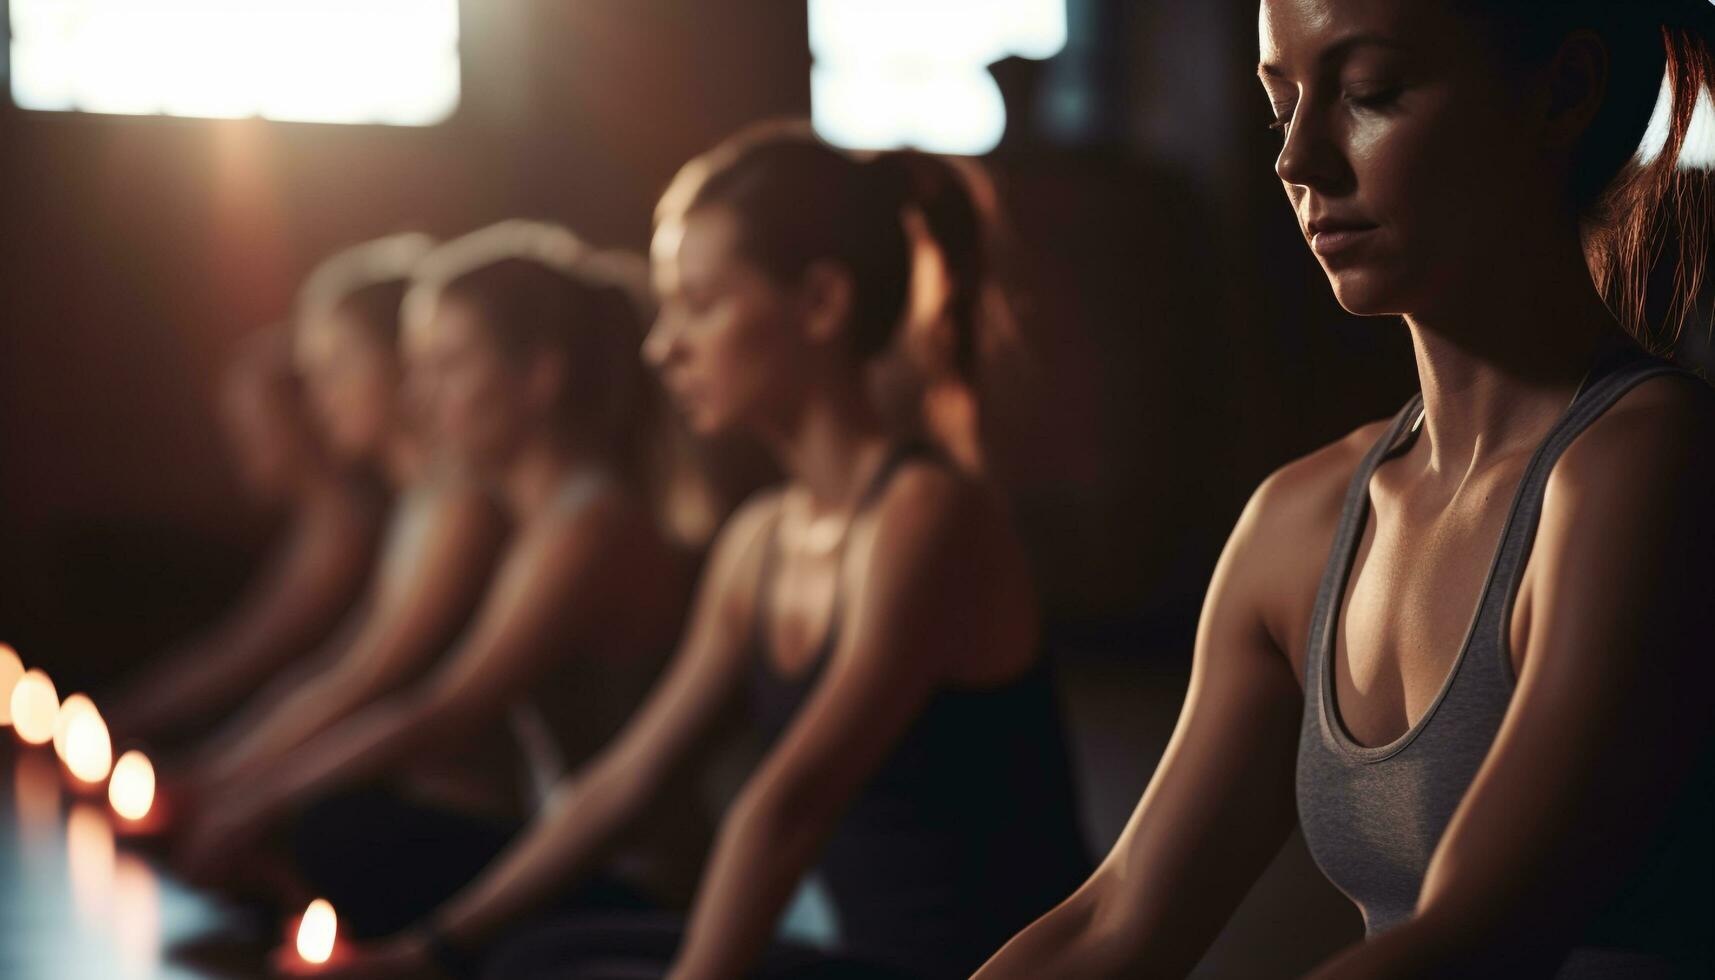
[1591,7,1715,351]
[863,150,1007,383]
[1460,1,1715,350]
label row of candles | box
[1,642,338,968]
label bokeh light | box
[108,751,156,822]
[296,898,337,965]
[0,644,23,725]
[64,708,114,785]
[11,669,60,745]
[53,693,97,762]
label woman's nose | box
[1274,102,1348,194]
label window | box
[809,0,1067,155]
[9,0,459,126]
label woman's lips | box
[1308,223,1378,258]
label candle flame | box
[109,750,156,821]
[296,898,337,965]
[0,643,22,726]
[10,669,59,745]
[55,693,95,762]
[61,696,113,784]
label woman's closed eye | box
[1341,82,1404,112]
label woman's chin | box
[1326,273,1406,319]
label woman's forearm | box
[432,764,659,946]
[668,792,832,980]
[197,660,392,789]
[971,886,1143,980]
[258,689,455,817]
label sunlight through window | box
[809,0,1067,155]
[9,0,460,125]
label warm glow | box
[10,668,59,745]
[59,696,114,784]
[113,855,163,977]
[297,898,337,965]
[53,692,96,761]
[9,0,460,125]
[68,802,117,925]
[109,751,157,821]
[14,750,61,843]
[0,643,22,725]
[809,0,1068,154]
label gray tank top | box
[1296,347,1715,978]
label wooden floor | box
[0,746,267,980]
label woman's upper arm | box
[1412,384,1715,960]
[585,492,781,794]
[340,485,506,690]
[410,495,646,724]
[730,471,979,828]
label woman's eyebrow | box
[1258,32,1410,79]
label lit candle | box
[109,750,157,822]
[296,898,338,965]
[59,695,113,785]
[0,643,22,726]
[54,693,96,763]
[10,669,59,745]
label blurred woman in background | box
[976,2,1715,977]
[176,234,510,809]
[181,221,710,943]
[319,122,1088,980]
[106,326,386,746]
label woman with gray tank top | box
[976,1,1715,977]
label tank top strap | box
[1474,346,1699,684]
[752,441,943,681]
[1304,396,1427,698]
[551,467,613,515]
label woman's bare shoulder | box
[1246,416,1396,540]
[1230,416,1399,657]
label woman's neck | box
[1402,226,1630,478]
[499,430,601,519]
[766,372,893,515]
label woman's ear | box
[1542,29,1611,150]
[799,259,857,348]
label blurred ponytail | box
[865,150,1004,383]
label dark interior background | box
[0,0,1420,677]
[17,1,1644,974]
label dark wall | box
[0,0,1419,682]
[0,1,815,678]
